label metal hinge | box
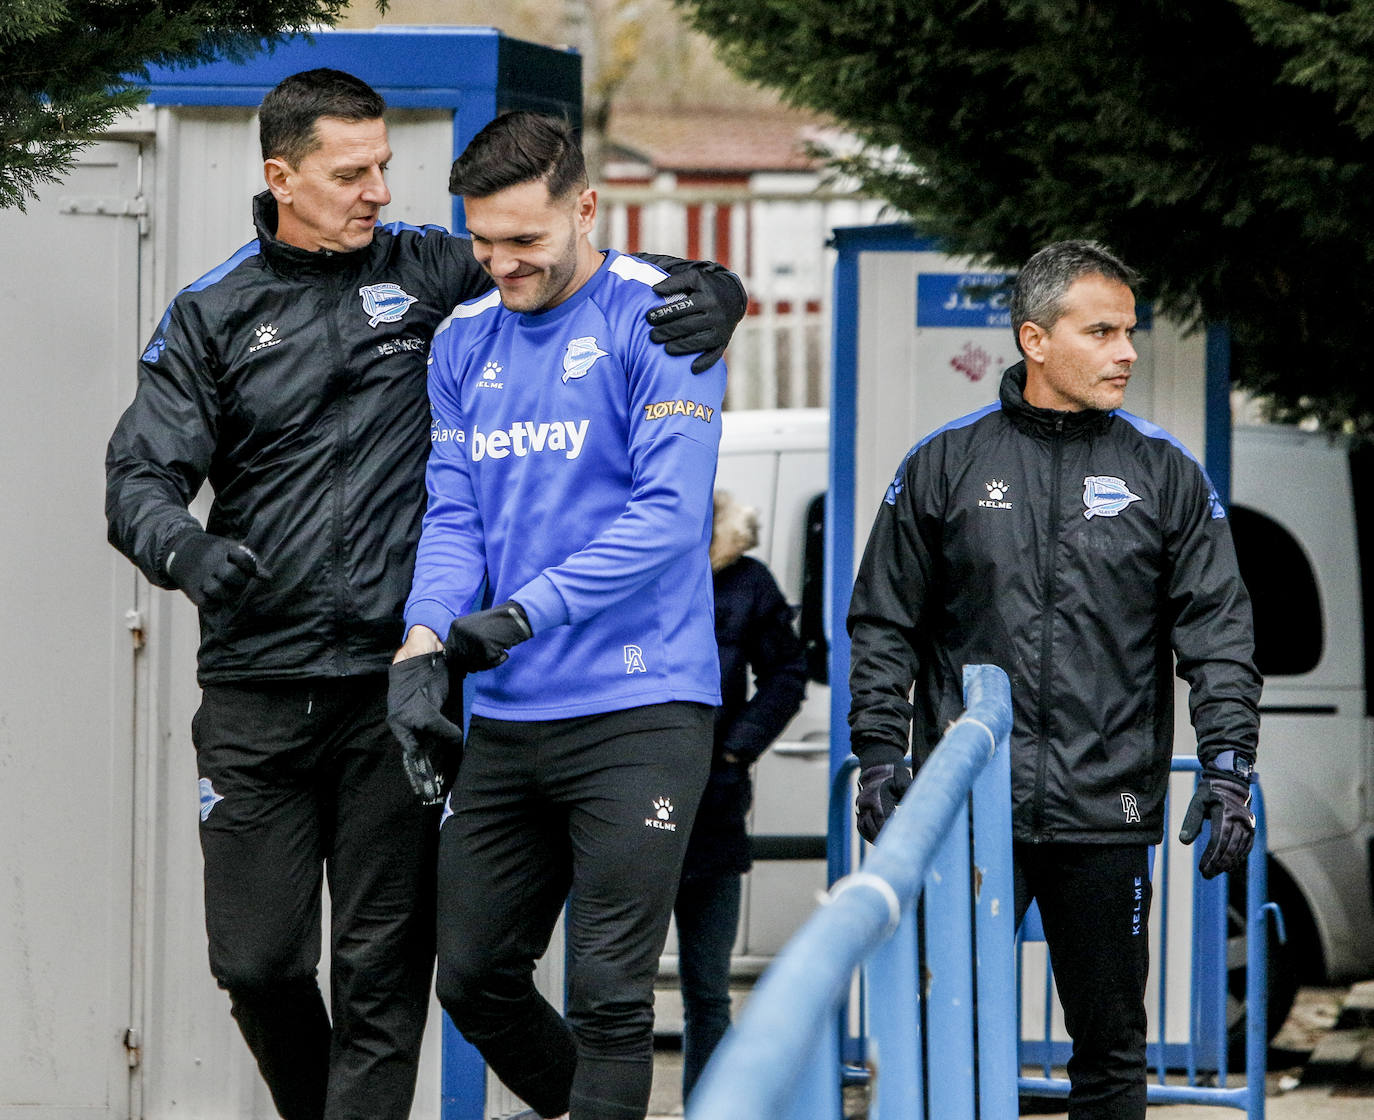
[124,608,146,651]
[58,194,149,235]
[124,1027,141,1068]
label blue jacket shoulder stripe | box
[186,238,261,294]
[144,239,261,356]
[1115,410,1226,518]
[884,402,1001,505]
[914,401,1001,454]
[377,219,451,238]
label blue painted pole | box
[1246,783,1271,1120]
[972,720,1018,1119]
[866,908,924,1119]
[923,803,976,1119]
[441,1017,486,1120]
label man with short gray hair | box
[847,240,1261,1118]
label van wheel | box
[1225,855,1301,1064]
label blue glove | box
[855,762,913,843]
[1179,769,1255,879]
[648,263,747,374]
[386,654,464,805]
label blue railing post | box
[866,904,924,1119]
[922,800,977,1119]
[971,700,1018,1118]
[1245,782,1272,1120]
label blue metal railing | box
[687,664,1015,1119]
[688,663,1278,1119]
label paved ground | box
[645,983,1374,1118]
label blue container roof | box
[134,26,580,116]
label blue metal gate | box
[687,665,1276,1118]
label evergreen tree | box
[0,1,385,212]
[676,0,1374,431]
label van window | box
[799,492,829,683]
[1350,443,1374,711]
[1229,505,1322,676]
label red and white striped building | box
[599,108,885,409]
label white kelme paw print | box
[986,479,1008,501]
[653,797,673,820]
[482,360,503,378]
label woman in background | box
[674,491,808,1103]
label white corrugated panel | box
[0,141,144,1118]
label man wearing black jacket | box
[847,241,1260,1119]
[104,68,744,1120]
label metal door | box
[0,140,147,1117]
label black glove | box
[855,762,913,844]
[386,653,464,804]
[1179,770,1255,879]
[444,601,532,673]
[166,530,271,607]
[648,263,748,374]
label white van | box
[707,408,1374,1038]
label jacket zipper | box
[1031,416,1065,837]
[326,282,351,675]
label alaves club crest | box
[1082,475,1142,519]
[562,336,608,383]
[359,283,418,328]
[199,777,224,822]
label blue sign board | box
[917,272,1014,328]
[917,270,1155,331]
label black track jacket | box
[107,194,492,683]
[847,363,1260,844]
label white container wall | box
[0,137,144,1120]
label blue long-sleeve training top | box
[405,249,726,720]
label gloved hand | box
[1179,770,1255,879]
[855,762,913,843]
[444,601,532,673]
[386,653,464,804]
[648,263,748,374]
[166,530,271,607]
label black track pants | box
[1015,842,1153,1120]
[435,702,712,1120]
[194,676,440,1120]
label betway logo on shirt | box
[470,419,590,461]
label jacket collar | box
[252,191,375,276]
[999,360,1113,439]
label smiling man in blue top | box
[389,112,726,1120]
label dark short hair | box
[259,69,386,165]
[1011,240,1140,354]
[448,111,587,200]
